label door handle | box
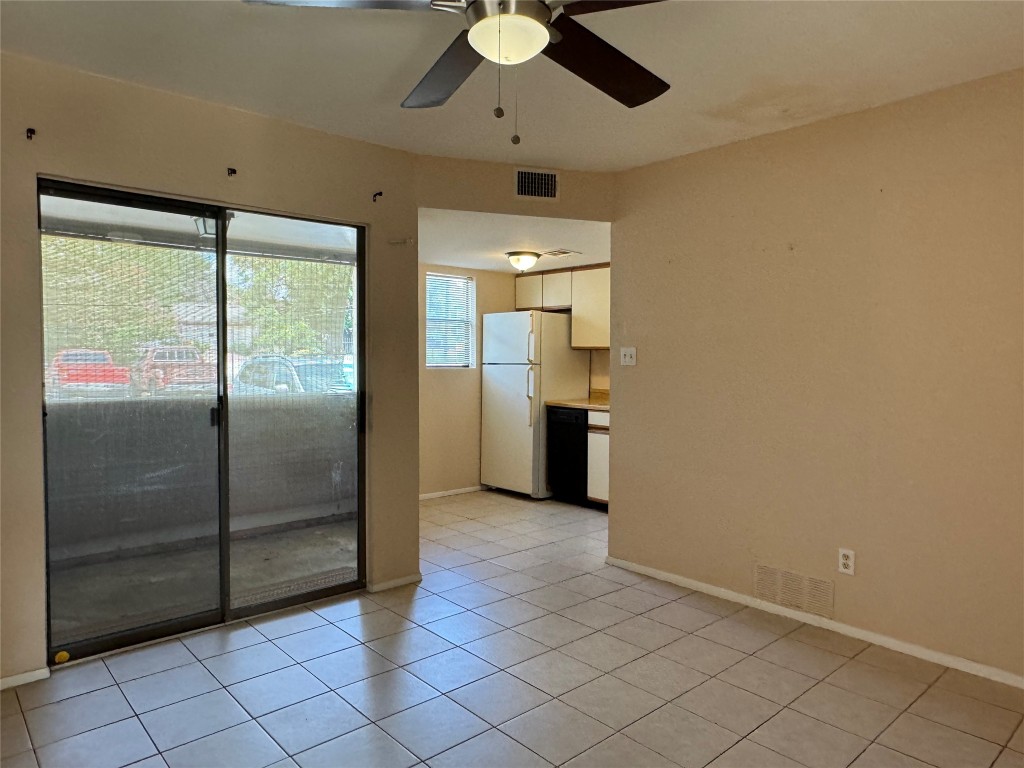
[526,366,535,427]
[210,406,219,427]
[527,311,536,363]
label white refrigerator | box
[481,311,590,498]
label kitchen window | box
[425,273,476,368]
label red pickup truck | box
[132,345,217,397]
[46,350,132,400]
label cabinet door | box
[516,274,542,309]
[571,266,610,348]
[542,271,572,309]
[587,429,609,503]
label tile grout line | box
[17,496,1019,768]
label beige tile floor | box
[3,491,1023,768]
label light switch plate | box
[620,347,637,366]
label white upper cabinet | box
[516,265,610,349]
[515,274,542,310]
[542,271,572,309]
[571,266,610,348]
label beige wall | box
[0,52,421,677]
[414,155,615,224]
[610,71,1024,675]
[419,264,515,496]
[0,53,614,680]
[2,50,1021,682]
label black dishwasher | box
[546,406,588,505]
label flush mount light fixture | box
[467,0,552,66]
[506,250,541,272]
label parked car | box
[46,349,131,400]
[232,355,354,396]
[132,345,217,397]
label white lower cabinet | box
[587,429,609,503]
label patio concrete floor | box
[49,519,358,650]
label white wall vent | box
[754,564,834,618]
[515,168,559,200]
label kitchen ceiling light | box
[506,251,540,272]
[467,0,551,66]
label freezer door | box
[483,311,539,365]
[481,363,540,495]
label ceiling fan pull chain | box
[511,66,521,145]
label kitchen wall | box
[419,263,515,496]
[0,52,613,681]
[610,70,1024,676]
[589,351,610,392]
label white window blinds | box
[425,273,476,368]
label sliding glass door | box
[39,182,364,660]
[40,186,223,654]
[225,211,362,609]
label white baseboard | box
[367,573,422,593]
[606,556,1024,690]
[1,667,49,690]
[419,487,483,500]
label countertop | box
[545,391,609,412]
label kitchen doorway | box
[39,180,365,662]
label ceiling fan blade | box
[543,14,669,108]
[402,31,484,108]
[243,0,434,9]
[561,0,664,16]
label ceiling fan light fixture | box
[506,250,541,272]
[467,0,551,65]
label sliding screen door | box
[40,187,222,655]
[225,211,361,609]
[39,181,364,658]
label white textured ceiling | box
[419,208,610,272]
[1,1,1021,171]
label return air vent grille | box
[754,564,834,618]
[516,168,559,200]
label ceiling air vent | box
[541,248,581,259]
[515,168,559,200]
[754,564,834,619]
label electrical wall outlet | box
[838,548,855,576]
[620,347,637,366]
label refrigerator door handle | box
[527,311,536,363]
[526,365,535,426]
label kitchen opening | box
[417,208,611,511]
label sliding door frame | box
[222,210,367,623]
[38,178,367,662]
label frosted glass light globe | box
[506,251,540,271]
[468,14,549,65]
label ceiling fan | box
[246,0,670,109]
